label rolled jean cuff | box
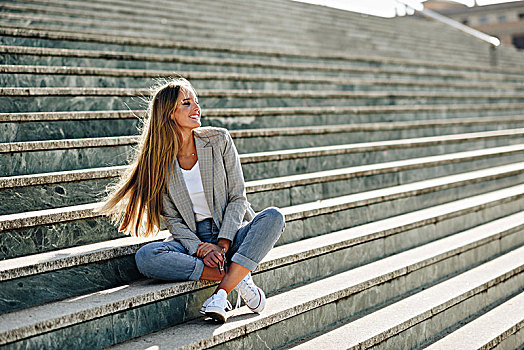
[231,252,258,271]
[189,258,205,281]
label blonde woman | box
[101,78,285,323]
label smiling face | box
[171,86,201,134]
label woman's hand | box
[197,243,224,268]
[196,242,221,258]
[203,250,224,268]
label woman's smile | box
[173,87,202,131]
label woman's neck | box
[178,130,196,156]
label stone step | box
[2,160,522,261]
[106,217,524,350]
[284,246,524,350]
[1,27,523,76]
[0,0,483,49]
[2,108,523,145]
[0,22,517,71]
[0,4,497,55]
[0,12,504,63]
[2,184,520,313]
[4,106,524,142]
[3,87,524,113]
[0,4,512,67]
[2,46,523,83]
[0,12,444,56]
[1,183,520,314]
[2,114,524,146]
[0,22,484,66]
[2,143,523,215]
[0,0,508,52]
[4,65,524,93]
[2,127,523,176]
[425,292,524,350]
[201,105,524,130]
[1,189,522,348]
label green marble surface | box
[2,314,115,350]
[242,136,524,181]
[2,132,520,177]
[1,35,502,71]
[206,109,524,130]
[1,144,135,176]
[211,244,524,350]
[0,96,142,113]
[0,217,124,260]
[5,52,512,90]
[9,144,520,215]
[0,178,113,215]
[3,94,523,114]
[3,73,515,95]
[3,152,520,260]
[0,255,141,313]
[5,217,520,348]
[4,115,524,145]
[233,123,524,153]
[0,119,140,143]
[0,36,288,62]
[2,196,520,349]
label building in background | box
[423,0,524,48]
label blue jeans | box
[135,207,285,281]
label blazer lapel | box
[169,159,197,232]
[195,134,219,226]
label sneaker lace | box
[210,292,233,311]
[235,292,242,310]
[225,299,233,311]
[235,275,258,309]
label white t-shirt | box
[179,160,213,222]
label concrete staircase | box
[0,0,523,349]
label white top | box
[179,160,213,222]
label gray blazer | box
[161,127,255,255]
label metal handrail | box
[396,0,500,65]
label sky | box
[291,0,522,17]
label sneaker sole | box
[205,306,227,323]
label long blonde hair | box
[99,78,196,237]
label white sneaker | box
[199,295,213,315]
[236,273,266,313]
[204,289,232,323]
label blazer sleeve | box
[161,192,201,256]
[217,129,249,242]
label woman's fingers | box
[202,251,224,268]
[212,250,224,262]
[197,243,213,257]
[203,254,218,268]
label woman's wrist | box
[217,238,230,253]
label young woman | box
[100,78,285,323]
